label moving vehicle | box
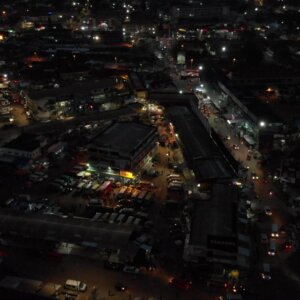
[169,277,192,291]
[268,240,276,256]
[270,224,279,238]
[64,279,87,292]
[283,240,293,252]
[261,263,271,280]
[168,182,183,190]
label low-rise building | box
[25,79,118,120]
[0,276,62,300]
[0,133,45,159]
[183,183,250,269]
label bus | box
[131,189,139,199]
[138,181,154,189]
[99,181,112,197]
[137,190,148,202]
[117,186,127,199]
[270,224,279,238]
[144,192,154,206]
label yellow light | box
[233,181,242,186]
[120,170,134,179]
[230,269,240,278]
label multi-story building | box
[88,122,158,173]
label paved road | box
[3,247,217,300]
[166,64,300,299]
[199,82,300,300]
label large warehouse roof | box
[0,212,134,250]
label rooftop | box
[28,79,116,101]
[91,122,156,154]
[1,134,40,152]
[189,183,238,246]
[232,88,283,124]
[0,212,134,251]
[166,105,235,181]
[149,92,236,180]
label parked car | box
[264,206,272,216]
[123,265,140,274]
[64,279,87,292]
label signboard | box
[177,51,186,65]
[120,170,134,179]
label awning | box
[243,134,255,145]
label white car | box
[264,206,272,216]
[123,265,140,274]
[65,279,87,292]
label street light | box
[221,46,226,52]
[179,90,183,94]
[198,65,203,70]
[259,121,266,127]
